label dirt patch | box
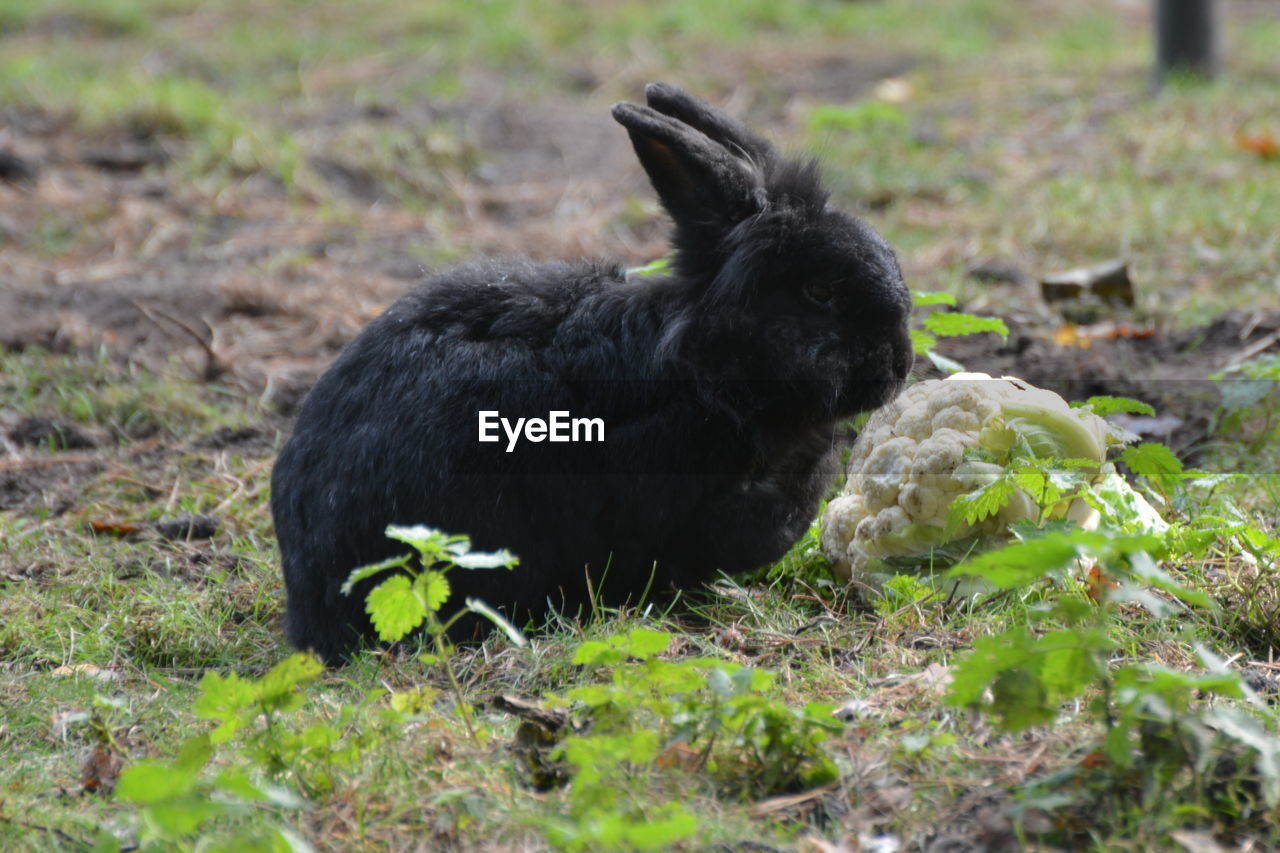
[0,93,666,395]
[930,309,1280,457]
[7,415,99,450]
[0,459,102,514]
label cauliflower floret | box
[857,436,916,512]
[895,400,934,441]
[820,493,864,576]
[899,482,943,523]
[908,428,974,477]
[854,505,910,558]
[822,373,1117,588]
[931,406,981,434]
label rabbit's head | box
[614,83,914,420]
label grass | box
[1,0,1279,849]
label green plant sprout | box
[910,289,1009,374]
[343,524,522,739]
[943,451,1280,816]
[539,627,842,850]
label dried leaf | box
[88,520,141,538]
[1236,130,1280,160]
[51,664,121,683]
[1079,750,1109,769]
[1053,321,1156,349]
[80,745,124,795]
[1085,565,1117,604]
[655,741,702,771]
[1054,324,1091,349]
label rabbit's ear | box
[642,82,776,163]
[612,101,763,228]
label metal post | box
[1156,0,1219,83]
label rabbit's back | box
[272,259,738,661]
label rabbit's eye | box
[803,282,834,305]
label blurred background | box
[0,0,1276,403]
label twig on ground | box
[1222,330,1280,371]
[131,300,227,382]
[0,453,99,470]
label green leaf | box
[948,626,1067,730]
[1121,443,1184,493]
[1127,551,1211,608]
[384,524,448,549]
[1036,629,1105,698]
[707,667,735,699]
[450,549,519,569]
[143,797,227,836]
[464,598,527,646]
[1013,466,1064,509]
[624,255,673,280]
[949,473,1017,527]
[572,640,621,666]
[565,684,612,705]
[1216,378,1275,411]
[619,729,661,763]
[947,629,1033,707]
[256,654,324,713]
[270,826,318,853]
[990,668,1054,730]
[945,532,1087,588]
[92,830,123,853]
[911,327,937,354]
[213,768,267,802]
[416,570,451,612]
[1104,722,1135,769]
[365,574,427,642]
[923,312,1009,340]
[1174,527,1218,558]
[341,553,412,596]
[1202,707,1280,807]
[116,760,196,804]
[172,734,213,776]
[623,809,698,850]
[192,671,257,742]
[925,348,968,374]
[442,534,475,555]
[622,628,671,659]
[912,290,958,307]
[1078,395,1156,417]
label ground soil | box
[932,308,1280,458]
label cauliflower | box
[822,373,1125,589]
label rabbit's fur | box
[271,83,914,663]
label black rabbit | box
[271,83,914,663]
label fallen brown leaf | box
[87,520,141,538]
[1236,130,1279,160]
[80,745,124,795]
